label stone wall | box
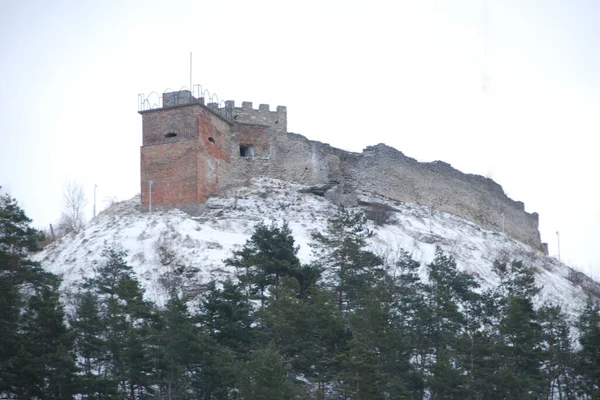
[244,132,544,251]
[354,144,542,250]
[227,101,287,134]
[139,92,544,252]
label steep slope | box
[34,178,598,317]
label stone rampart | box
[139,90,544,252]
[237,132,544,252]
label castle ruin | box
[139,90,545,252]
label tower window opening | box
[164,132,177,138]
[240,145,254,157]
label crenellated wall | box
[227,101,287,134]
[139,90,545,253]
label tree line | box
[1,190,600,399]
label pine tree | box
[71,290,113,398]
[576,297,600,398]
[337,335,386,400]
[492,260,544,399]
[0,190,78,399]
[339,282,412,400]
[0,191,40,393]
[264,277,347,398]
[154,291,235,400]
[0,262,21,395]
[423,248,479,399]
[12,273,78,399]
[235,342,301,400]
[459,290,502,400]
[538,304,576,400]
[78,243,156,399]
[310,206,383,313]
[225,221,303,308]
[389,250,428,397]
[200,279,255,358]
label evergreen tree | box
[225,221,303,307]
[264,278,347,398]
[423,248,479,399]
[576,297,600,398]
[153,292,196,398]
[0,190,42,393]
[78,243,156,399]
[235,343,301,400]
[200,279,255,358]
[492,260,544,399]
[339,283,411,400]
[0,190,78,399]
[389,250,428,397]
[538,304,576,400]
[186,336,235,400]
[154,291,235,400]
[459,290,502,400]
[12,273,78,399]
[337,335,386,400]
[71,290,113,398]
[310,206,383,313]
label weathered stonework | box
[139,90,545,252]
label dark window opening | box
[164,132,177,138]
[208,137,215,144]
[240,145,254,157]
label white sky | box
[1,0,599,275]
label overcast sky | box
[1,0,599,275]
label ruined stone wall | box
[353,144,542,250]
[139,93,543,251]
[238,131,543,252]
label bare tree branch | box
[57,181,87,235]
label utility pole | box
[93,184,97,218]
[556,231,561,261]
[148,180,154,214]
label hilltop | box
[34,177,598,316]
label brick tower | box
[139,90,286,212]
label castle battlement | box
[141,90,287,133]
[230,101,287,133]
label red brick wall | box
[140,102,274,210]
[198,109,231,162]
[141,105,201,146]
[141,140,198,208]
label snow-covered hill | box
[34,178,599,317]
